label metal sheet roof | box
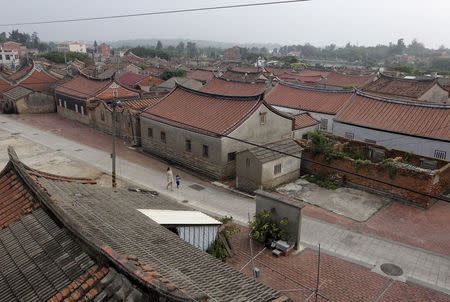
[138,209,222,225]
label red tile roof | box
[7,64,33,82]
[266,82,354,114]
[0,76,14,97]
[143,85,264,135]
[136,75,164,87]
[221,69,267,83]
[319,71,376,88]
[298,69,331,77]
[0,164,40,229]
[117,72,147,86]
[335,92,450,140]
[121,97,161,110]
[293,112,320,129]
[56,76,111,99]
[362,74,439,99]
[201,77,268,96]
[280,73,323,83]
[18,69,59,91]
[95,83,140,100]
[186,69,214,82]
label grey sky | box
[2,0,449,48]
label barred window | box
[434,150,446,160]
[345,132,354,139]
[320,119,328,131]
[185,139,192,152]
[227,152,236,162]
[202,145,209,157]
[274,163,282,175]
[160,131,166,143]
[147,128,153,137]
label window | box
[112,90,119,97]
[147,128,153,137]
[100,111,105,121]
[434,150,447,160]
[260,112,267,125]
[320,119,328,131]
[202,145,209,157]
[5,55,10,60]
[160,131,166,143]
[345,132,354,139]
[246,158,251,167]
[227,152,236,162]
[274,163,282,175]
[421,158,438,170]
[370,148,385,161]
[185,139,192,152]
[75,104,78,113]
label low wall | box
[57,106,90,125]
[302,151,450,207]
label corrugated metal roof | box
[138,209,221,225]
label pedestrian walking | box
[166,167,173,191]
[175,175,181,188]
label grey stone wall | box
[236,151,263,192]
[255,190,304,249]
[57,105,90,125]
[15,92,55,114]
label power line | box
[0,0,309,27]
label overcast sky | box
[1,0,449,48]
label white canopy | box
[138,209,221,225]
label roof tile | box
[201,77,268,96]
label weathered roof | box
[136,75,163,87]
[143,85,264,135]
[3,85,33,100]
[221,69,267,83]
[55,76,111,99]
[0,76,15,97]
[280,73,323,83]
[293,112,320,129]
[266,82,354,114]
[201,77,268,96]
[247,139,302,163]
[335,92,450,140]
[7,64,33,82]
[186,69,214,82]
[155,77,203,91]
[319,71,376,88]
[1,147,285,301]
[117,71,147,86]
[18,68,59,91]
[362,73,440,99]
[298,69,331,77]
[120,97,162,110]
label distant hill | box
[108,38,281,50]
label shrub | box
[304,174,340,190]
[380,159,398,179]
[207,216,240,260]
[249,209,288,243]
[354,159,372,171]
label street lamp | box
[111,99,123,188]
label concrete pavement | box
[0,114,449,295]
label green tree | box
[156,40,163,51]
[0,32,7,43]
[176,41,185,54]
[186,41,197,57]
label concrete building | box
[0,48,19,69]
[266,81,353,133]
[97,43,111,57]
[333,91,450,160]
[141,85,294,179]
[236,139,302,192]
[57,41,87,53]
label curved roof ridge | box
[379,72,437,83]
[355,90,450,109]
[279,80,354,93]
[214,76,267,85]
[78,69,115,81]
[229,68,262,74]
[175,82,264,101]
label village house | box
[153,77,203,92]
[292,112,320,138]
[0,41,27,58]
[223,45,241,62]
[117,71,163,91]
[1,85,55,114]
[0,147,287,302]
[55,74,140,124]
[221,68,268,83]
[236,138,303,192]
[56,41,88,53]
[140,85,294,179]
[362,73,449,104]
[97,42,111,57]
[265,81,354,133]
[0,47,19,69]
[333,91,450,160]
[186,68,215,83]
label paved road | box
[0,114,449,295]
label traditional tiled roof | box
[55,76,111,99]
[247,138,302,163]
[280,73,323,83]
[319,71,376,88]
[143,66,163,76]
[143,85,266,135]
[0,76,15,97]
[120,97,162,110]
[3,85,33,100]
[201,77,268,96]
[155,77,203,91]
[7,64,33,82]
[186,69,214,82]
[117,71,147,86]
[264,67,293,77]
[136,75,163,87]
[18,68,59,91]
[266,82,354,114]
[122,52,145,64]
[362,73,440,99]
[298,69,331,77]
[221,69,267,83]
[293,112,320,129]
[335,92,450,140]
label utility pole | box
[111,98,121,188]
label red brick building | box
[97,43,111,57]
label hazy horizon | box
[1,0,449,49]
